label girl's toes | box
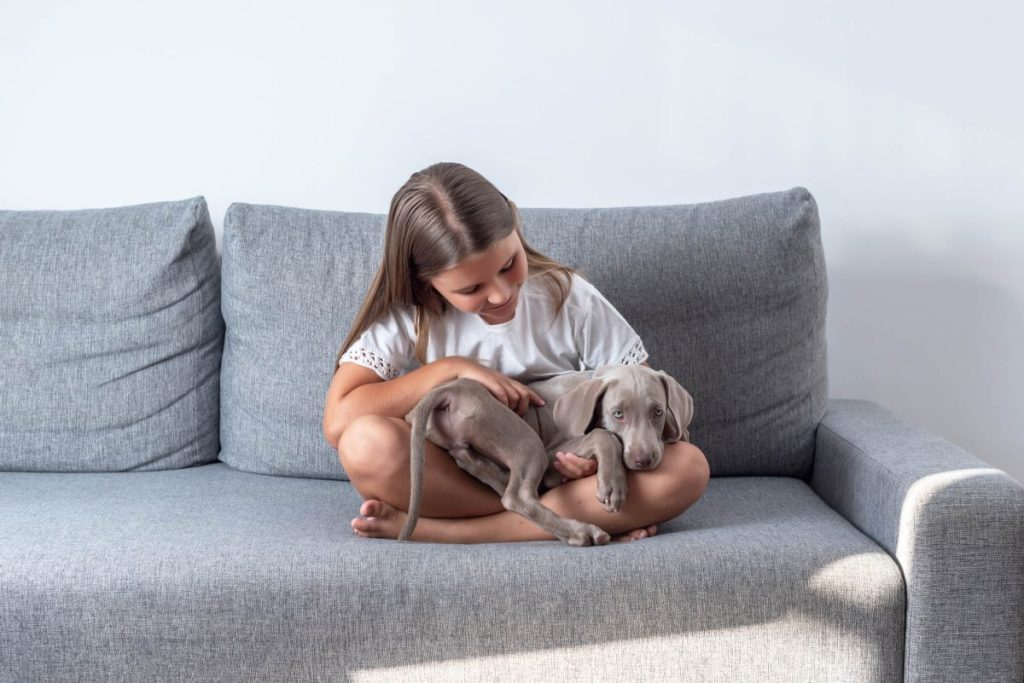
[611,524,659,542]
[360,499,381,517]
[350,499,407,540]
[352,515,386,538]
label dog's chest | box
[522,371,594,449]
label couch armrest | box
[810,399,1024,683]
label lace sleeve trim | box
[620,338,649,366]
[339,345,402,381]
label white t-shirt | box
[338,272,649,384]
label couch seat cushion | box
[0,466,903,681]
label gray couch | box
[1,188,1021,681]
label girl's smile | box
[428,231,528,325]
[480,285,520,323]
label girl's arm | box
[323,358,461,449]
[324,356,547,450]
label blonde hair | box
[335,162,581,374]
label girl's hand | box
[553,451,598,482]
[451,357,546,417]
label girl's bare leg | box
[338,415,509,518]
[338,416,709,544]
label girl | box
[323,162,709,543]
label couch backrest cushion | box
[0,197,223,472]
[220,187,826,480]
[523,188,828,478]
[219,203,381,480]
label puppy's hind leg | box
[501,451,611,547]
[449,446,510,497]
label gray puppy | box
[399,365,694,546]
[532,366,694,502]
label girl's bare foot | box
[611,524,658,543]
[350,498,658,544]
[351,498,406,539]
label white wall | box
[3,1,1021,481]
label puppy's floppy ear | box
[657,370,694,443]
[553,379,607,438]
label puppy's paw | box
[590,526,611,545]
[596,475,628,513]
[566,523,611,546]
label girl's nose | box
[488,282,513,305]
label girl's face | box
[427,231,529,325]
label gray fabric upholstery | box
[219,202,382,480]
[811,399,1024,682]
[219,187,826,480]
[0,464,904,681]
[520,187,827,478]
[5,189,1018,680]
[0,197,223,471]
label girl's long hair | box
[335,162,581,374]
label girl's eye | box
[456,258,515,295]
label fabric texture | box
[219,187,825,481]
[517,188,828,479]
[0,463,904,681]
[339,272,649,383]
[811,398,1024,682]
[220,202,383,480]
[0,196,223,472]
[5,189,1022,681]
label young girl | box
[323,162,709,543]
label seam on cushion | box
[808,191,825,379]
[817,420,907,483]
[185,199,205,468]
[795,189,827,482]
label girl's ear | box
[553,379,607,438]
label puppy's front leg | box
[554,429,627,513]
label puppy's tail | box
[398,381,453,542]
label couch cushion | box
[220,188,826,479]
[0,197,223,471]
[220,202,383,479]
[523,188,828,478]
[0,467,903,680]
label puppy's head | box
[553,365,694,470]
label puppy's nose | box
[632,455,653,468]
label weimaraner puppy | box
[399,364,694,546]
[529,365,694,503]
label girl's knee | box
[662,441,710,503]
[337,415,407,479]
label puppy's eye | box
[613,410,624,420]
[654,408,664,417]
